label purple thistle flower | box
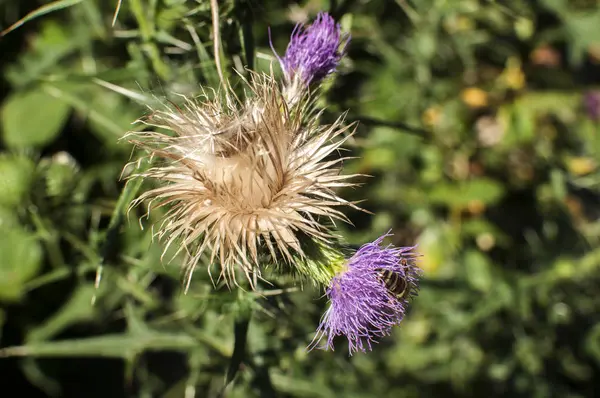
[584,91,600,121]
[272,12,350,87]
[310,233,422,355]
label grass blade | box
[112,0,123,26]
[1,0,84,37]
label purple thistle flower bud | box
[584,91,600,121]
[272,12,349,87]
[310,233,422,355]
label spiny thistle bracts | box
[124,72,360,291]
[310,232,422,355]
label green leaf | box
[416,224,460,277]
[1,88,70,148]
[27,286,99,342]
[0,227,43,302]
[539,0,567,13]
[429,178,505,208]
[184,21,220,88]
[363,145,397,171]
[0,206,21,229]
[270,371,334,398]
[514,91,579,119]
[564,11,600,65]
[85,85,146,147]
[4,20,84,87]
[0,155,36,208]
[0,332,200,359]
[42,84,125,141]
[464,250,493,292]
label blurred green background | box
[1,0,600,397]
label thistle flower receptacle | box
[311,233,422,355]
[125,73,359,290]
[273,12,350,100]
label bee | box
[377,258,410,300]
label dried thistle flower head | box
[125,72,359,290]
[310,232,422,355]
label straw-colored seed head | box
[125,72,358,290]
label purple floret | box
[274,12,349,85]
[584,91,600,121]
[311,233,422,355]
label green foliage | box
[0,154,35,207]
[1,0,600,397]
[1,87,71,148]
[0,226,43,301]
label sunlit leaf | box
[0,332,199,359]
[1,88,70,148]
[429,178,505,208]
[464,250,493,292]
[0,227,43,302]
[0,155,35,208]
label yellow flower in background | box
[566,157,597,176]
[501,57,526,90]
[461,88,489,108]
[455,15,474,32]
[422,105,442,127]
[444,15,474,34]
[467,199,486,216]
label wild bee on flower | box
[310,233,422,354]
[377,258,413,300]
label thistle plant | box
[125,11,421,353]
